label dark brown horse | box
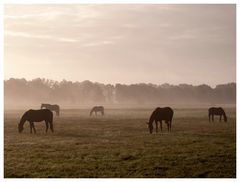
[90,106,104,116]
[147,107,174,134]
[208,107,227,122]
[41,103,60,116]
[18,109,54,133]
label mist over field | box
[4,78,236,109]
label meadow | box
[4,108,236,178]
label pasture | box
[4,108,236,178]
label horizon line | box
[4,77,236,89]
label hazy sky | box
[4,4,236,87]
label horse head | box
[224,116,228,122]
[18,123,24,133]
[146,122,153,134]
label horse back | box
[209,107,225,115]
[93,106,104,111]
[26,109,53,122]
[53,104,60,109]
[153,107,174,121]
[42,103,59,109]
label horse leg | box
[50,122,54,133]
[30,122,33,134]
[155,121,158,133]
[56,110,59,116]
[160,121,162,132]
[220,115,222,122]
[32,123,36,134]
[169,120,172,132]
[167,122,170,132]
[45,121,49,133]
[212,115,214,122]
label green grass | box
[4,108,236,178]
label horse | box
[146,107,174,134]
[41,103,60,116]
[18,109,54,134]
[208,107,227,122]
[90,106,104,116]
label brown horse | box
[18,109,54,134]
[147,107,174,134]
[208,107,227,122]
[41,103,60,116]
[90,106,104,116]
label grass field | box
[4,108,236,178]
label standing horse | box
[208,107,227,122]
[18,109,54,133]
[90,106,104,116]
[41,103,60,116]
[146,107,174,134]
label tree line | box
[4,78,236,108]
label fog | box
[4,78,236,110]
[4,5,236,110]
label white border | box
[236,2,239,181]
[1,0,238,4]
[1,1,238,181]
[0,2,4,181]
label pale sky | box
[4,4,236,87]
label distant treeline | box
[4,78,236,108]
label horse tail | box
[56,106,60,116]
[57,105,60,116]
[208,109,211,122]
[169,113,173,131]
[49,111,53,122]
[48,111,54,132]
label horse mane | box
[221,108,227,121]
[90,108,94,116]
[19,111,29,127]
[149,108,159,125]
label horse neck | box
[149,112,155,125]
[19,114,27,127]
[222,111,227,120]
[90,109,94,115]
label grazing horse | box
[18,109,54,134]
[41,103,60,116]
[146,107,174,134]
[208,107,227,122]
[90,106,104,116]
